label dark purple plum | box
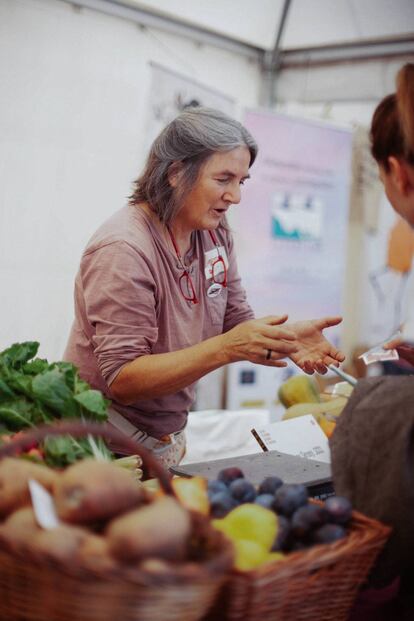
[271,515,292,552]
[258,476,283,495]
[324,496,352,525]
[291,504,328,539]
[207,480,227,497]
[273,484,309,517]
[217,467,245,486]
[229,478,257,503]
[210,491,238,518]
[255,494,275,510]
[312,523,347,545]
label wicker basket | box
[205,506,391,621]
[0,421,233,621]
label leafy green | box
[74,390,109,419]
[0,341,113,466]
[43,435,112,467]
[0,341,40,369]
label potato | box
[76,534,118,573]
[53,459,147,524]
[28,524,89,565]
[107,496,191,563]
[0,507,41,553]
[0,459,58,518]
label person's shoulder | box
[83,205,154,256]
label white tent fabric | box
[121,0,414,51]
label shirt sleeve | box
[79,240,159,385]
[222,230,255,332]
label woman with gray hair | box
[64,107,344,467]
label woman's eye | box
[216,178,229,184]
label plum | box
[258,476,283,496]
[324,496,352,525]
[271,515,292,552]
[291,504,328,538]
[254,494,275,510]
[217,467,245,486]
[229,479,257,503]
[312,523,347,545]
[273,484,308,517]
[210,491,238,518]
[207,480,227,498]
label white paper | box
[359,331,401,365]
[29,479,60,529]
[252,414,331,464]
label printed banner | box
[234,109,352,327]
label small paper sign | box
[251,415,331,464]
[359,331,400,365]
[29,479,60,530]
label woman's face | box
[174,146,251,232]
[379,160,414,227]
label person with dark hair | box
[370,63,414,366]
[334,64,414,621]
[64,107,344,465]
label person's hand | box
[287,317,345,374]
[384,337,414,366]
[222,315,298,367]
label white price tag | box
[29,479,60,530]
[252,415,331,464]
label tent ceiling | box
[120,0,414,51]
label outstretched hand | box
[288,317,345,374]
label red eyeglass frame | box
[168,229,227,305]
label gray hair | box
[129,106,258,226]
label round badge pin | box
[207,283,223,298]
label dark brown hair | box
[397,63,414,157]
[370,63,414,171]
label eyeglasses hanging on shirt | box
[167,228,228,305]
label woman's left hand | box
[288,317,345,374]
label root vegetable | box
[0,458,58,518]
[77,534,118,573]
[53,459,147,524]
[0,507,41,553]
[28,524,88,564]
[107,496,191,563]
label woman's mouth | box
[212,208,227,217]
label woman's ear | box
[167,162,183,188]
[388,156,412,196]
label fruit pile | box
[208,467,352,571]
[278,374,350,438]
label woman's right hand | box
[222,315,298,367]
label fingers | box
[263,325,296,341]
[383,338,403,350]
[315,316,343,330]
[263,315,289,326]
[327,348,346,363]
[263,338,298,356]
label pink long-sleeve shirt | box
[64,205,254,438]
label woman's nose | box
[223,183,241,204]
